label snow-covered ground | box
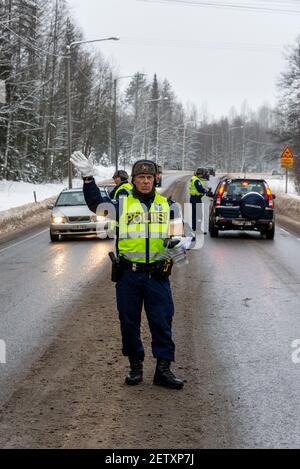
[266,177,299,199]
[1,170,300,214]
[0,167,191,213]
[0,166,121,212]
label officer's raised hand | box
[70,151,96,177]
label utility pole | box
[113,78,118,172]
[66,45,73,189]
[182,123,187,171]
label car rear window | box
[56,191,86,206]
[224,180,266,198]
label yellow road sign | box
[281,146,294,168]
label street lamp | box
[143,96,168,161]
[113,74,146,171]
[66,36,119,188]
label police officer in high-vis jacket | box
[110,170,132,200]
[70,152,185,390]
[189,169,206,233]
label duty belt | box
[120,258,164,272]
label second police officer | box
[189,168,207,235]
[110,169,133,200]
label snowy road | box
[1,173,300,448]
[0,171,191,402]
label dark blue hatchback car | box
[208,178,276,239]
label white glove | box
[170,236,193,251]
[70,151,95,177]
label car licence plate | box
[232,220,252,226]
[72,225,88,230]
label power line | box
[138,0,300,15]
[121,36,282,52]
[3,24,68,59]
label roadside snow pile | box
[0,196,56,235]
[0,165,120,236]
[0,179,66,212]
[0,165,124,213]
[266,177,298,196]
[275,193,300,220]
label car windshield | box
[56,191,86,206]
[224,180,266,198]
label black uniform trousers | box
[116,269,175,362]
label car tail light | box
[215,183,225,207]
[265,186,274,208]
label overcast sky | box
[68,0,300,119]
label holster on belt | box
[151,258,173,280]
[108,252,123,282]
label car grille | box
[68,216,91,222]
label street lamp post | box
[66,36,119,188]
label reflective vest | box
[118,192,170,264]
[189,176,204,196]
[114,182,133,199]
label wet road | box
[0,172,187,402]
[187,223,300,447]
[0,173,300,447]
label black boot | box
[153,359,184,390]
[125,357,143,385]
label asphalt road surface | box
[0,174,300,448]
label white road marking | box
[280,228,290,235]
[0,229,49,254]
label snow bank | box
[275,193,300,220]
[0,179,65,212]
[0,196,56,235]
[0,164,120,213]
[0,165,122,236]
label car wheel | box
[209,218,219,238]
[266,224,275,240]
[50,231,59,242]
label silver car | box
[49,187,111,242]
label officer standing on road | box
[70,152,186,390]
[110,170,133,200]
[189,169,206,234]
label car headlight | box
[51,216,66,224]
[91,215,107,222]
